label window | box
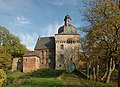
[48,58,51,64]
[24,59,27,62]
[71,58,73,61]
[60,54,64,63]
[60,54,64,59]
[59,64,61,67]
[61,45,64,49]
[42,51,44,58]
[46,51,48,59]
[67,38,72,44]
[49,50,51,55]
[41,59,44,64]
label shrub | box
[0,69,7,86]
[13,78,33,86]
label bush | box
[6,70,24,85]
[13,78,33,86]
[0,69,7,86]
[7,70,24,79]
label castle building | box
[34,37,55,69]
[23,51,40,72]
[21,15,80,72]
[55,15,80,70]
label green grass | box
[7,78,61,87]
[5,69,117,87]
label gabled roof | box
[34,37,55,50]
[23,51,40,57]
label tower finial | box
[64,15,71,26]
[38,36,40,40]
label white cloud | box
[16,16,31,26]
[52,0,77,6]
[40,22,63,37]
[16,22,62,50]
[12,16,31,27]
[18,33,38,50]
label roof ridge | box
[39,36,54,39]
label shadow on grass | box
[20,69,87,79]
[23,69,65,78]
[73,70,88,79]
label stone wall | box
[55,34,80,70]
[11,58,23,71]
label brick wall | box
[34,49,55,69]
[23,56,40,72]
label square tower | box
[55,15,80,70]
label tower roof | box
[58,15,77,34]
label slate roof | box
[23,51,40,57]
[34,37,55,50]
[58,24,77,34]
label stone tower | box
[55,15,80,70]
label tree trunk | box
[101,69,108,82]
[86,62,91,80]
[106,69,112,83]
[86,63,90,79]
[118,61,120,87]
[105,58,115,83]
[96,65,99,81]
[93,67,96,81]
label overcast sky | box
[0,0,86,50]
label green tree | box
[0,26,29,58]
[82,0,120,83]
[0,26,29,72]
[0,46,12,71]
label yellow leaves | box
[87,0,120,19]
[0,69,6,86]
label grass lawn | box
[5,69,118,87]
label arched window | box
[61,45,64,49]
[60,54,64,63]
